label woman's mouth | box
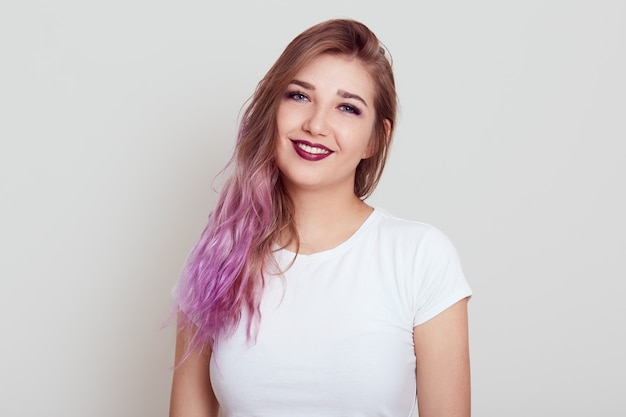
[291,140,333,161]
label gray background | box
[1,0,624,416]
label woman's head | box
[238,18,397,198]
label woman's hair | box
[174,18,398,359]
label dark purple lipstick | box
[291,140,333,161]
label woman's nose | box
[302,105,329,136]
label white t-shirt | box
[210,209,472,416]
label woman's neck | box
[283,188,373,255]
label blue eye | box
[339,104,362,115]
[286,91,308,102]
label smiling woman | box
[169,18,472,417]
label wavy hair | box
[174,18,398,360]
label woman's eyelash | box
[285,91,308,101]
[339,104,362,115]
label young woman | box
[170,18,472,417]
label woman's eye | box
[286,91,308,101]
[339,104,361,115]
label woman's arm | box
[169,313,220,417]
[413,298,471,417]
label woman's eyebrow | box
[290,79,314,90]
[337,89,368,107]
[289,80,368,107]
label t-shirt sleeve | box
[412,227,472,327]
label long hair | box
[174,18,398,359]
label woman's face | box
[275,54,377,195]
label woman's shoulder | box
[373,207,445,236]
[371,208,459,254]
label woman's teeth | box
[297,143,330,154]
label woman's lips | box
[290,140,333,161]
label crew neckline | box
[273,208,381,264]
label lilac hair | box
[173,131,283,354]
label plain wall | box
[1,1,624,416]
